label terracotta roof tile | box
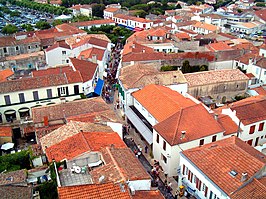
[120,63,187,89]
[182,136,266,195]
[132,84,196,122]
[192,22,219,32]
[184,69,249,87]
[91,147,150,183]
[104,7,120,13]
[0,73,82,94]
[78,47,105,60]
[70,58,98,82]
[255,9,266,21]
[217,114,239,135]
[40,121,113,152]
[122,42,154,56]
[252,86,266,96]
[175,32,190,40]
[32,66,73,77]
[208,42,233,52]
[32,97,110,123]
[0,170,27,185]
[231,177,266,199]
[58,182,131,199]
[0,69,14,82]
[133,190,164,199]
[0,126,12,137]
[70,19,114,28]
[154,104,224,145]
[0,185,32,199]
[228,96,266,125]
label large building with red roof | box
[180,136,266,199]
[126,84,239,176]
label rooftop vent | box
[180,131,186,139]
[99,175,105,184]
[229,170,238,177]
[241,172,248,182]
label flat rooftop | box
[59,169,93,186]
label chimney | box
[92,54,97,63]
[142,49,145,53]
[131,44,135,49]
[241,172,248,182]
[214,114,218,120]
[181,131,186,139]
[81,55,85,60]
[44,116,49,127]
[248,57,253,65]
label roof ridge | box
[171,109,183,145]
[105,147,127,182]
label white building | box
[103,7,121,19]
[45,35,112,71]
[179,136,266,199]
[113,14,153,30]
[230,21,264,35]
[220,96,266,147]
[70,5,92,17]
[70,19,115,30]
[125,84,237,176]
[191,22,220,35]
[0,71,83,123]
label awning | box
[94,79,104,96]
[18,107,30,113]
[4,110,16,115]
[1,142,14,150]
[125,108,153,145]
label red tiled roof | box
[192,22,219,32]
[245,73,255,79]
[184,69,249,87]
[88,37,109,48]
[32,66,73,77]
[104,7,120,13]
[255,9,266,22]
[175,32,190,40]
[0,73,82,94]
[70,19,114,28]
[229,96,266,125]
[252,86,266,96]
[0,126,12,137]
[122,42,154,56]
[46,132,126,162]
[154,104,224,145]
[58,182,131,199]
[91,147,150,183]
[133,190,164,199]
[78,47,105,60]
[0,170,27,185]
[231,177,266,199]
[114,14,152,23]
[208,42,233,52]
[217,114,239,135]
[0,185,32,199]
[70,58,98,82]
[32,97,111,124]
[45,41,70,52]
[0,69,14,82]
[132,84,196,122]
[182,136,266,195]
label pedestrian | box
[174,190,179,199]
[145,145,148,153]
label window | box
[3,47,7,53]
[33,91,39,101]
[28,46,31,49]
[255,137,259,147]
[62,51,66,55]
[236,62,238,66]
[190,172,194,183]
[156,134,159,143]
[202,184,206,192]
[264,71,266,75]
[66,59,69,63]
[18,93,25,103]
[249,125,255,134]
[193,175,197,184]
[162,141,166,151]
[47,89,52,98]
[57,87,69,96]
[259,122,264,131]
[16,46,19,51]
[247,139,253,146]
[35,45,38,48]
[4,95,11,105]
[74,85,79,95]
[161,154,167,164]
[199,139,204,146]
[212,135,217,142]
[182,165,187,175]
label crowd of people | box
[102,42,123,104]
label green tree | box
[92,4,105,17]
[181,60,191,74]
[52,19,63,26]
[2,24,18,34]
[21,24,34,32]
[176,4,182,9]
[10,11,21,17]
[134,10,147,18]
[35,21,51,30]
